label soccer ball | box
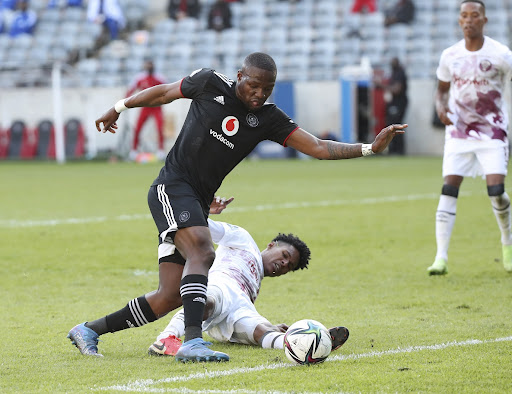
[283,319,332,365]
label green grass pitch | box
[1,156,511,393]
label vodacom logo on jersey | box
[221,116,239,136]
[209,116,239,150]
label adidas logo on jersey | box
[214,96,225,105]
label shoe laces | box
[185,338,212,348]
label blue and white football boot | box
[174,338,229,362]
[67,323,103,357]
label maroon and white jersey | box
[207,219,263,303]
[126,72,167,96]
[437,36,512,142]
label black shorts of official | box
[147,183,209,265]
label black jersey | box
[152,68,299,207]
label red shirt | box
[127,72,166,96]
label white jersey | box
[207,219,264,303]
[157,219,270,345]
[437,36,512,142]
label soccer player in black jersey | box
[68,52,407,362]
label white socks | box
[435,191,512,260]
[490,192,512,245]
[261,331,285,349]
[157,309,185,342]
[435,195,458,261]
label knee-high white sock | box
[157,309,185,342]
[490,192,512,245]
[436,195,458,260]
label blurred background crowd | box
[0,0,510,161]
[1,0,509,88]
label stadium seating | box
[6,120,37,159]
[35,119,56,159]
[0,118,86,161]
[0,0,511,86]
[64,118,85,159]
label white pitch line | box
[96,335,512,393]
[0,191,475,229]
[0,213,151,228]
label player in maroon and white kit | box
[126,60,167,160]
[147,215,349,357]
[429,1,512,275]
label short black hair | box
[461,0,486,11]
[272,233,311,271]
[244,52,277,74]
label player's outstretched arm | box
[286,124,407,159]
[372,123,408,153]
[95,80,184,134]
[255,322,288,349]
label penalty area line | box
[96,335,512,392]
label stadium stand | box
[0,0,510,86]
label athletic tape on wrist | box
[361,144,374,156]
[114,99,128,113]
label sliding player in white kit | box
[148,216,349,356]
[428,0,512,275]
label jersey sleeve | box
[208,218,226,243]
[207,219,258,251]
[266,106,300,146]
[436,49,451,83]
[180,68,214,99]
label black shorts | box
[147,183,209,265]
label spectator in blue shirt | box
[1,0,18,30]
[9,0,37,37]
[87,0,125,40]
[1,0,17,9]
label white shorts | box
[202,275,270,346]
[442,138,509,178]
